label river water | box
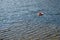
[0,0,60,40]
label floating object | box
[37,11,44,16]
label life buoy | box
[37,12,44,16]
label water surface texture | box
[0,0,60,40]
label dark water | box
[0,0,60,40]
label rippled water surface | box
[0,0,60,29]
[0,0,60,40]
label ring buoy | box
[37,12,44,16]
